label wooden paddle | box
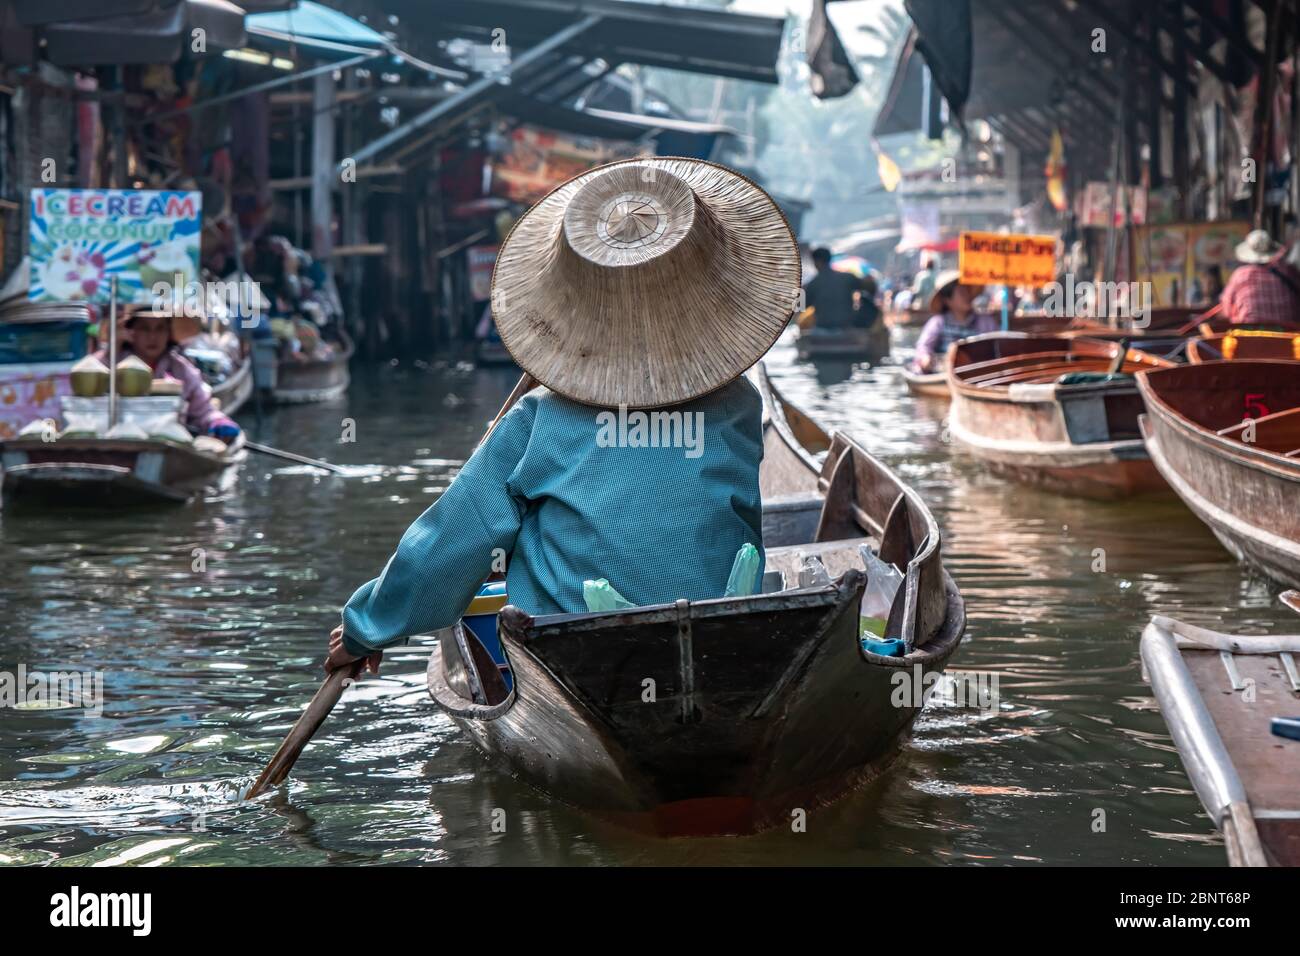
[1282,590,1300,616]
[245,440,348,475]
[244,372,537,800]
[245,660,363,799]
[478,372,537,450]
[1176,303,1223,336]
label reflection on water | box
[1,333,1291,865]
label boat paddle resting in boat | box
[1,432,245,506]
[272,328,354,404]
[424,362,966,836]
[945,333,1176,498]
[1141,615,1300,866]
[1187,329,1300,364]
[1136,360,1300,588]
[795,321,890,361]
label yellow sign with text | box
[959,231,1058,287]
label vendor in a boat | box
[326,158,800,673]
[1220,229,1300,328]
[96,309,241,442]
[912,270,998,373]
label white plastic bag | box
[105,420,149,441]
[18,418,57,440]
[145,414,193,445]
[858,544,903,640]
[796,551,832,588]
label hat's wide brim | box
[928,269,978,314]
[123,309,204,342]
[491,157,801,408]
[1235,240,1279,264]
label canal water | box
[1,328,1292,866]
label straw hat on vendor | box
[928,269,985,315]
[118,304,205,344]
[489,156,802,408]
[328,156,799,675]
[1235,228,1284,265]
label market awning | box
[583,108,738,138]
[583,108,737,159]
[245,0,388,58]
[348,0,785,168]
[11,0,283,19]
[38,0,247,65]
[878,0,1272,170]
[490,96,736,160]
[399,0,787,85]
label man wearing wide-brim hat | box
[327,158,801,672]
[1219,229,1300,329]
[911,269,999,373]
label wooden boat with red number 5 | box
[423,363,966,837]
[1137,360,1300,588]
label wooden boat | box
[946,333,1176,498]
[1188,330,1300,364]
[474,338,517,368]
[273,328,353,404]
[1137,360,1300,588]
[209,357,253,416]
[900,365,949,399]
[794,321,890,361]
[424,364,966,836]
[1,433,245,506]
[1141,614,1300,866]
[884,306,927,328]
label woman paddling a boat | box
[911,270,997,374]
[325,158,801,674]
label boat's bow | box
[1141,615,1300,866]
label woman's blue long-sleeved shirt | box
[341,378,764,655]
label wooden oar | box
[243,372,537,800]
[245,440,348,475]
[245,661,363,799]
[1176,303,1223,336]
[478,372,537,450]
[1282,590,1300,616]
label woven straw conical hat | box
[491,157,801,408]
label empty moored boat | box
[945,333,1175,498]
[209,356,253,416]
[272,329,354,404]
[474,337,517,368]
[424,363,966,836]
[884,305,927,329]
[1137,360,1300,588]
[1188,330,1300,364]
[1141,614,1300,866]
